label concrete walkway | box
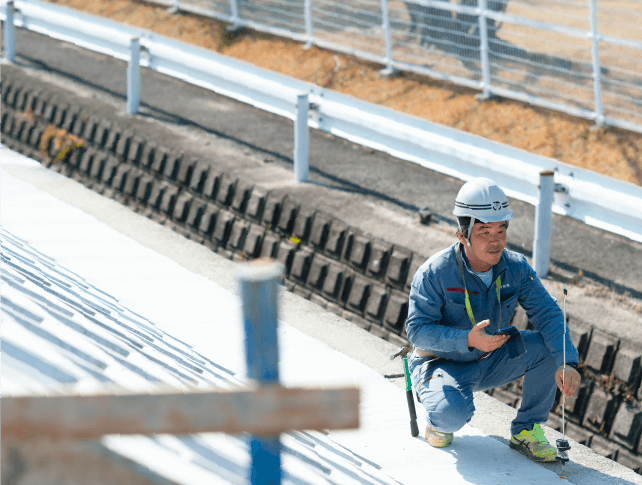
[3,147,640,484]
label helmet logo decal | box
[492,201,502,211]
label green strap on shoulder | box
[457,244,501,328]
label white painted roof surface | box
[3,146,627,484]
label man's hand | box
[467,320,510,352]
[555,366,581,398]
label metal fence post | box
[4,1,16,63]
[588,0,604,126]
[166,0,179,14]
[379,0,396,77]
[238,260,284,485]
[533,171,555,278]
[294,93,310,182]
[127,37,141,115]
[229,0,240,29]
[303,0,313,49]
[476,0,493,100]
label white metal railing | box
[2,0,642,277]
[134,0,642,136]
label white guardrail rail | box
[2,0,642,273]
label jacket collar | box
[456,243,508,280]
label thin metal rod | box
[562,288,567,440]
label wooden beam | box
[2,385,359,440]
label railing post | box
[303,0,313,49]
[237,260,284,485]
[294,93,310,182]
[533,171,555,278]
[476,0,493,100]
[4,1,16,63]
[588,0,604,126]
[379,0,396,77]
[127,37,141,115]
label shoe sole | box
[509,440,557,462]
[426,438,453,448]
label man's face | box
[459,221,507,270]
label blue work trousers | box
[409,330,558,437]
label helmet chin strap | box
[465,236,481,262]
[463,217,482,262]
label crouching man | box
[406,177,581,462]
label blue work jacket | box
[406,242,579,368]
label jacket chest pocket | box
[502,293,519,324]
[443,298,474,329]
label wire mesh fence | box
[158,0,642,134]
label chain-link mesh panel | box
[597,0,642,128]
[149,0,642,133]
[237,0,307,34]
[311,0,387,59]
[178,0,232,18]
[600,43,642,129]
[388,1,482,82]
[490,24,594,112]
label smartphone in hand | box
[494,326,517,337]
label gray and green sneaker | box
[425,425,454,448]
[509,424,557,462]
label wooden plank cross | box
[1,259,360,485]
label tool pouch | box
[495,326,527,359]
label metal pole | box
[127,37,141,115]
[588,0,604,126]
[167,0,179,14]
[379,0,396,77]
[477,0,492,100]
[294,93,310,182]
[4,1,16,63]
[237,260,284,485]
[303,0,313,49]
[229,0,240,29]
[533,171,555,277]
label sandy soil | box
[44,0,642,187]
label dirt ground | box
[44,0,642,187]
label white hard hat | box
[453,178,513,237]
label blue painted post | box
[237,260,284,485]
[4,1,16,63]
[294,93,309,182]
[533,171,555,277]
[127,37,141,115]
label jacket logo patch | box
[447,287,478,296]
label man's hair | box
[456,216,472,237]
[456,217,508,237]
